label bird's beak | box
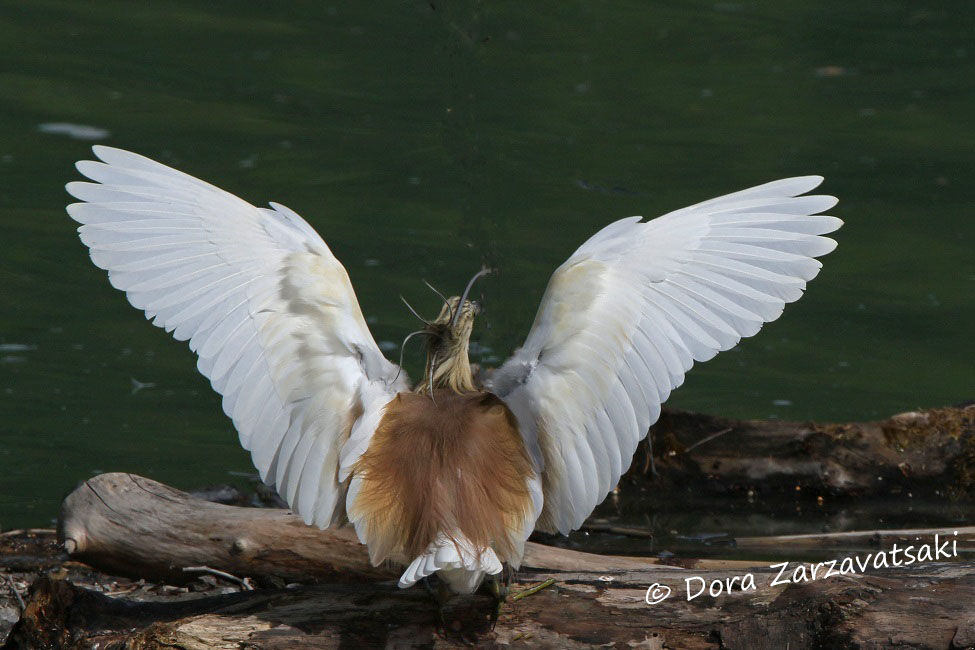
[450,267,492,329]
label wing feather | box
[488,177,841,534]
[67,146,408,529]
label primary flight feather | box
[66,146,840,593]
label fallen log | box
[574,524,975,557]
[57,473,756,586]
[5,558,975,649]
[735,526,975,554]
[54,405,975,584]
[6,403,968,647]
[36,472,975,648]
[641,404,975,498]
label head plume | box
[410,267,493,395]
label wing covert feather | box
[67,146,407,528]
[487,177,841,534]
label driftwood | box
[2,403,972,647]
[57,473,755,587]
[641,405,975,498]
[0,472,955,648]
[735,526,975,554]
[53,404,975,584]
[6,549,975,648]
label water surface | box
[1,2,972,533]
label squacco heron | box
[66,146,840,594]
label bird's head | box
[424,295,480,361]
[412,268,491,395]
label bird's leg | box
[487,573,507,625]
[486,565,516,626]
[421,577,455,629]
[437,578,453,606]
[503,563,514,593]
[421,576,453,607]
[421,575,437,602]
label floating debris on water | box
[1,343,35,364]
[0,344,36,353]
[37,122,110,140]
[674,532,736,547]
[815,65,848,78]
[130,378,156,395]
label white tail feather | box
[398,532,502,594]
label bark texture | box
[2,403,972,648]
[5,560,975,649]
[57,473,753,585]
[641,405,975,498]
[18,472,970,649]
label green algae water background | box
[0,2,972,531]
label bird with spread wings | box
[66,146,840,594]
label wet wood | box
[576,523,975,556]
[35,471,975,648]
[2,403,970,647]
[5,559,974,649]
[642,404,975,498]
[53,405,975,587]
[735,525,975,553]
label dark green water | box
[1,2,972,531]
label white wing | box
[486,177,841,535]
[66,146,408,528]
